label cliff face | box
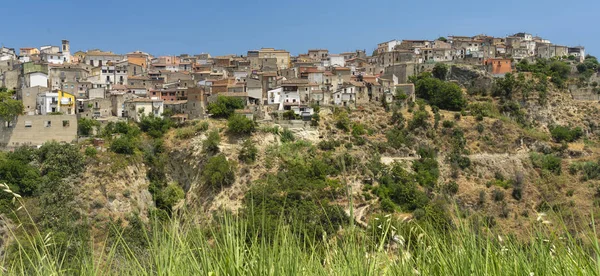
[76,156,154,230]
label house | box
[0,47,17,61]
[84,50,124,67]
[332,84,356,106]
[124,98,164,122]
[568,46,586,61]
[378,50,416,67]
[19,86,48,115]
[77,98,112,118]
[377,40,401,54]
[248,48,290,70]
[0,114,77,149]
[484,58,512,76]
[58,90,76,115]
[37,92,59,115]
[268,87,282,105]
[324,54,345,67]
[308,49,329,61]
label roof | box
[282,79,310,85]
[164,100,188,105]
[126,97,163,103]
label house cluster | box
[0,32,587,147]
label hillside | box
[2,59,600,274]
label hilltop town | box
[0,33,589,147]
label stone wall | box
[0,115,78,148]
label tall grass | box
[2,211,600,275]
[2,181,600,275]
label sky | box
[1,0,599,57]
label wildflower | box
[530,272,534,276]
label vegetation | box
[531,152,562,175]
[239,139,258,163]
[207,96,245,118]
[77,118,100,136]
[202,154,235,190]
[227,114,256,135]
[432,63,448,80]
[0,87,23,121]
[549,125,584,143]
[413,73,466,111]
[203,130,221,154]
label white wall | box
[29,73,48,88]
[268,87,282,105]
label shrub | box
[414,73,467,111]
[156,183,185,211]
[239,139,258,163]
[351,123,367,136]
[110,136,136,155]
[318,140,341,151]
[476,123,484,133]
[492,189,505,202]
[408,110,430,130]
[38,141,85,176]
[227,114,255,135]
[78,118,100,136]
[334,109,351,131]
[386,128,409,149]
[549,125,584,143]
[203,130,221,154]
[175,128,195,139]
[432,63,448,80]
[85,146,97,157]
[195,121,209,132]
[444,181,459,195]
[202,154,235,190]
[207,96,244,118]
[139,114,173,138]
[530,153,562,175]
[280,128,295,143]
[413,157,439,188]
[442,120,454,128]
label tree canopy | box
[207,96,245,118]
[413,73,466,111]
[0,88,23,121]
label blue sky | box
[2,0,599,56]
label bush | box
[334,109,351,131]
[351,123,367,136]
[280,128,295,143]
[239,139,258,163]
[443,181,459,195]
[283,110,297,120]
[492,189,505,202]
[110,136,136,155]
[78,118,100,136]
[227,114,255,135]
[175,128,195,139]
[408,110,430,130]
[549,125,584,143]
[84,146,97,157]
[530,153,562,175]
[318,140,341,151]
[432,63,448,80]
[202,154,235,190]
[156,183,184,211]
[442,120,454,128]
[207,96,245,118]
[203,130,221,154]
[386,128,409,149]
[414,73,467,111]
[38,141,85,176]
[476,123,484,133]
[139,114,173,138]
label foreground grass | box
[3,210,600,276]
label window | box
[45,121,51,127]
[25,121,32,128]
[62,120,70,127]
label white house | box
[323,54,345,67]
[37,92,59,115]
[268,87,282,105]
[333,86,355,106]
[27,72,48,88]
[124,98,164,122]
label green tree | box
[227,114,256,135]
[38,141,85,176]
[414,73,466,111]
[239,139,258,163]
[110,136,137,155]
[207,96,245,118]
[139,114,173,138]
[202,154,235,190]
[432,63,448,80]
[203,130,221,154]
[78,118,100,136]
[0,88,23,121]
[437,37,448,42]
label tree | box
[0,89,23,122]
[432,63,448,80]
[139,113,173,138]
[203,130,221,154]
[38,141,85,176]
[227,114,256,135]
[110,136,136,155]
[202,154,235,190]
[207,96,245,118]
[437,37,448,42]
[239,139,258,163]
[414,73,466,111]
[492,73,517,99]
[78,118,100,137]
